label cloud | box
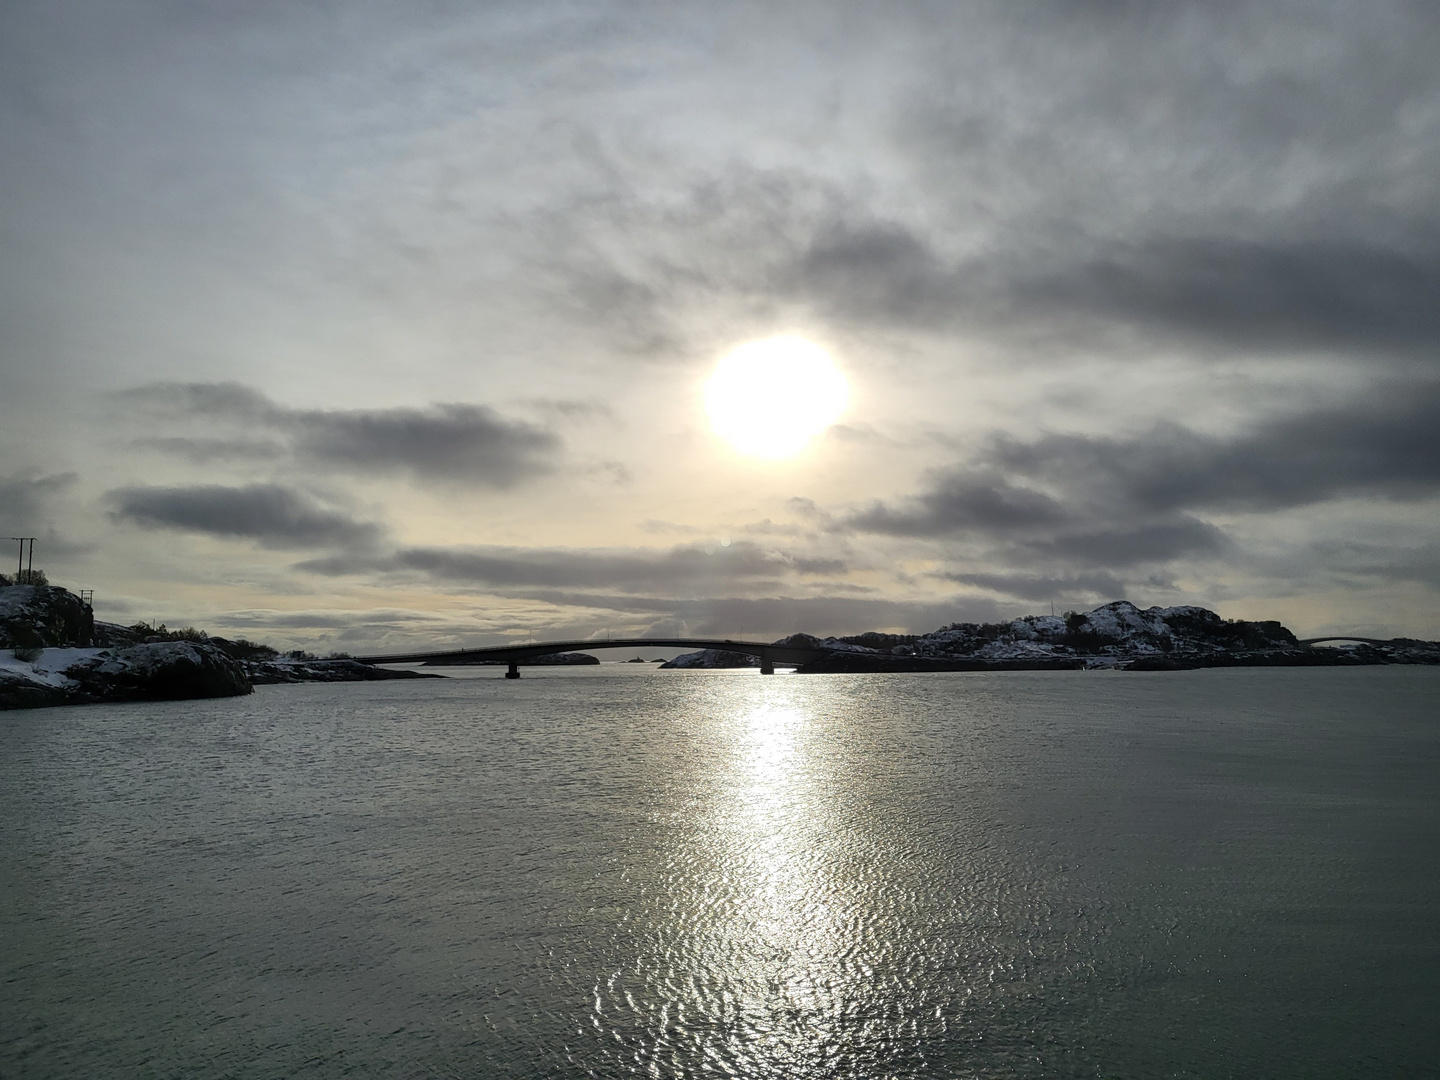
[297,539,847,594]
[285,538,1003,639]
[991,383,1440,512]
[1016,237,1440,356]
[775,218,1440,360]
[130,437,287,463]
[783,219,964,329]
[121,384,562,486]
[107,484,383,549]
[940,570,1128,603]
[210,608,442,630]
[120,382,282,421]
[843,384,1440,581]
[509,0,1440,368]
[846,471,1067,537]
[0,471,77,533]
[293,403,558,484]
[1012,518,1231,567]
[0,472,95,559]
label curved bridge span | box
[1296,636,1395,647]
[355,638,831,677]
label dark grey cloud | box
[519,1,1440,366]
[992,384,1440,512]
[297,540,847,594]
[121,383,561,486]
[131,437,286,463]
[1017,237,1440,356]
[838,384,1440,593]
[121,382,282,421]
[941,571,1128,603]
[1013,518,1231,567]
[542,168,1440,365]
[847,471,1067,538]
[1301,539,1440,592]
[775,220,1440,360]
[108,484,383,549]
[295,403,557,483]
[0,471,76,533]
[0,471,93,561]
[783,220,963,329]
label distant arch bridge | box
[1295,636,1395,647]
[355,638,832,677]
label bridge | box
[354,637,834,677]
[1295,636,1395,647]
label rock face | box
[66,642,253,700]
[660,649,761,669]
[2,642,253,710]
[887,601,1300,663]
[0,585,95,648]
[247,658,443,684]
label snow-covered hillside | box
[761,601,1296,666]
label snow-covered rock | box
[660,649,761,669]
[899,600,1299,662]
[0,585,95,648]
[1,641,252,709]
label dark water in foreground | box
[2,667,1437,1078]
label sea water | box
[2,666,1437,1078]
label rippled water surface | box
[3,666,1438,1077]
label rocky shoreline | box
[5,586,1438,709]
[0,585,441,710]
[0,640,251,710]
[663,601,1440,672]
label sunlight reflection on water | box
[588,679,950,1077]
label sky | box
[2,0,1439,652]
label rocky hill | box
[660,648,762,669]
[1,640,252,710]
[665,601,1440,672]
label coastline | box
[5,585,1438,710]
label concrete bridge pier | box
[760,654,774,675]
[505,661,520,679]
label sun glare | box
[704,336,849,458]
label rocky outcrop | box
[2,642,252,710]
[660,648,761,669]
[0,585,94,648]
[66,642,253,700]
[247,658,443,683]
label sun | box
[704,336,849,458]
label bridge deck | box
[1295,636,1395,647]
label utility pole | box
[6,537,36,583]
